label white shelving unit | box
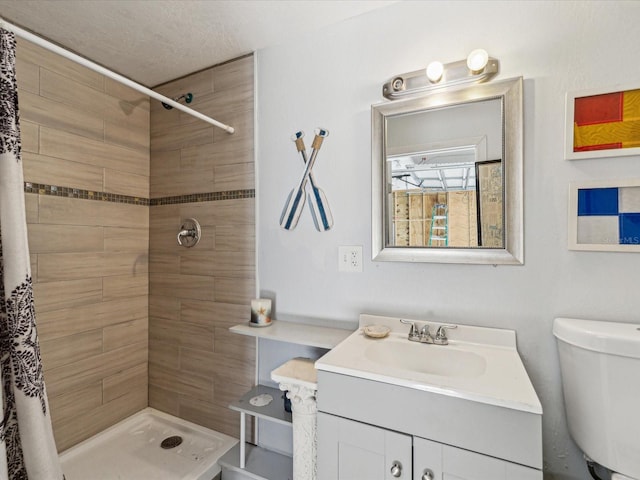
[229,320,352,349]
[220,319,353,480]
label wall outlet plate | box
[338,246,363,272]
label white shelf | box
[228,385,291,427]
[219,443,292,480]
[230,319,353,349]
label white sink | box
[316,314,542,414]
[364,336,487,378]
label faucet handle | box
[399,319,419,339]
[434,324,457,345]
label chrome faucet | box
[400,320,457,345]
[399,319,434,343]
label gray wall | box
[256,1,640,479]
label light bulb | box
[426,61,444,82]
[466,49,489,73]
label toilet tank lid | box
[553,317,640,359]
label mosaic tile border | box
[149,189,255,205]
[24,182,255,206]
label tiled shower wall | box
[148,55,256,439]
[16,39,150,451]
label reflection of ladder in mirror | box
[429,203,448,246]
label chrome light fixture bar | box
[382,49,499,100]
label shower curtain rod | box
[0,17,235,134]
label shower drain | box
[160,435,183,449]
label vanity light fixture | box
[382,49,499,100]
[426,61,444,83]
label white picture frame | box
[565,84,640,160]
[568,179,640,252]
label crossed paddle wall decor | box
[280,128,333,231]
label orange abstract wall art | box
[573,88,640,152]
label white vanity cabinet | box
[315,315,544,480]
[318,412,541,480]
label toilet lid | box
[612,473,639,480]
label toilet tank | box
[553,317,640,479]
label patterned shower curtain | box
[0,28,64,479]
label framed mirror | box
[372,77,523,264]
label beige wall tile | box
[214,225,255,252]
[103,227,149,253]
[28,224,104,254]
[40,68,105,117]
[215,277,255,305]
[21,121,39,154]
[48,382,103,426]
[213,162,254,191]
[151,168,214,198]
[41,330,103,370]
[30,254,38,283]
[33,278,103,313]
[105,78,149,110]
[149,340,179,369]
[37,253,104,282]
[148,385,179,416]
[20,90,104,142]
[180,251,254,278]
[104,168,149,197]
[180,300,250,327]
[179,321,214,351]
[101,202,149,229]
[178,395,246,441]
[212,55,254,93]
[105,120,150,152]
[23,152,104,191]
[103,318,148,351]
[16,57,40,94]
[38,196,100,226]
[214,326,255,358]
[103,274,149,301]
[148,364,214,402]
[103,362,147,403]
[17,39,104,91]
[103,93,149,131]
[46,341,147,398]
[40,127,148,177]
[53,387,147,452]
[149,294,179,322]
[149,273,214,301]
[103,253,148,277]
[24,193,38,223]
[180,348,254,388]
[151,121,213,152]
[149,317,181,345]
[178,198,255,227]
[149,253,180,274]
[37,296,148,340]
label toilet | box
[553,317,640,480]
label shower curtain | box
[0,28,64,479]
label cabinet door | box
[414,437,542,480]
[318,412,412,480]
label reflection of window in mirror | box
[385,97,504,249]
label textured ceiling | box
[0,0,396,86]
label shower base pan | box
[59,407,237,480]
